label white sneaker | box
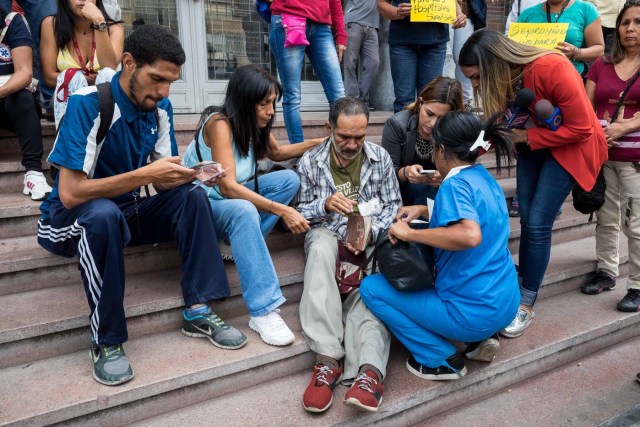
[249,309,295,346]
[23,171,52,201]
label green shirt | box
[518,0,600,75]
[330,148,364,214]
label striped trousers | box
[37,185,230,345]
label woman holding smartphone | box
[182,65,322,347]
[381,76,464,206]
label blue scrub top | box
[430,164,519,330]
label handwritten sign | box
[410,0,456,24]
[508,23,569,49]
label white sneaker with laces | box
[23,171,52,201]
[249,309,295,346]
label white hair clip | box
[469,130,491,153]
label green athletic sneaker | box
[182,308,247,350]
[90,341,134,386]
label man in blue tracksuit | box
[37,25,247,387]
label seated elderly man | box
[295,96,401,413]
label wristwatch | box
[91,21,108,32]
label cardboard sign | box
[410,0,456,24]
[508,23,569,49]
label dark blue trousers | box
[38,185,230,345]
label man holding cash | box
[294,97,401,413]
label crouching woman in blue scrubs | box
[360,111,520,380]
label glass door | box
[119,0,330,113]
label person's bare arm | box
[40,16,60,87]
[207,119,310,233]
[81,2,124,69]
[378,0,411,20]
[57,156,197,209]
[556,18,604,62]
[267,134,324,162]
[388,219,482,250]
[0,46,32,98]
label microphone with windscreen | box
[534,99,563,131]
[504,88,535,129]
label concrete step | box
[118,280,638,427]
[0,230,304,297]
[0,245,305,370]
[0,112,392,157]
[0,186,586,294]
[427,336,640,427]
[0,303,314,427]
[0,233,625,373]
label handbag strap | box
[364,231,391,274]
[611,70,640,124]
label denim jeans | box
[400,182,438,206]
[343,22,379,102]
[360,274,514,368]
[2,0,57,111]
[516,145,575,306]
[208,170,300,317]
[444,22,474,106]
[389,43,446,113]
[270,14,345,143]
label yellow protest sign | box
[508,23,569,49]
[410,0,456,24]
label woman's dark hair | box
[406,76,464,115]
[608,1,640,64]
[196,65,282,159]
[431,111,515,174]
[54,0,119,49]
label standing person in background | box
[378,0,467,113]
[585,0,625,54]
[269,0,346,144]
[1,0,57,119]
[582,2,640,312]
[459,30,607,338]
[517,0,604,77]
[343,0,379,110]
[0,5,52,200]
[505,0,544,34]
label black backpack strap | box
[96,82,115,145]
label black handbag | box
[368,228,435,292]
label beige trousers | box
[596,161,640,290]
[300,227,391,381]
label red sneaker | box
[343,370,383,412]
[302,364,343,413]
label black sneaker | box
[636,372,640,383]
[617,289,640,312]
[581,270,616,295]
[465,334,500,362]
[90,341,134,386]
[406,353,467,380]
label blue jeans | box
[516,145,574,306]
[209,170,300,317]
[400,182,438,206]
[360,275,513,368]
[2,0,57,111]
[389,43,447,113]
[269,14,345,143]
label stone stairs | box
[0,114,636,426]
